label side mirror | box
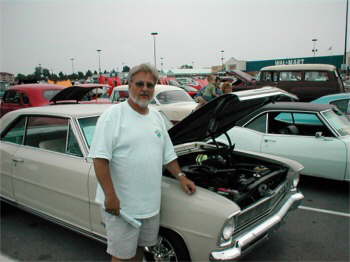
[315,131,323,138]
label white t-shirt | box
[88,101,177,218]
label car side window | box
[22,93,30,104]
[279,71,302,81]
[3,90,20,103]
[330,99,350,114]
[269,112,333,137]
[245,113,267,133]
[25,116,69,154]
[1,116,26,144]
[304,71,329,81]
[67,125,83,157]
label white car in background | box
[111,85,197,123]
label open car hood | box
[50,86,102,103]
[229,70,255,83]
[169,87,298,145]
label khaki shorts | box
[101,209,160,259]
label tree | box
[77,71,84,79]
[180,64,193,69]
[122,65,130,72]
[16,73,27,84]
[58,71,66,80]
[93,70,98,75]
[42,68,50,78]
[85,70,93,78]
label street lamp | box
[96,49,102,74]
[70,58,75,75]
[344,0,349,66]
[312,39,318,57]
[151,32,158,69]
[160,57,164,71]
[220,50,224,72]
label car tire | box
[144,227,191,262]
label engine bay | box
[170,147,288,208]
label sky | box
[0,0,348,75]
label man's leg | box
[111,248,143,262]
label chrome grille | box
[235,182,289,232]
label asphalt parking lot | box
[1,176,349,262]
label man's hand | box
[104,194,121,216]
[179,176,196,195]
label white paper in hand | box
[120,210,141,228]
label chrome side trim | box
[210,191,303,261]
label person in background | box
[195,75,220,109]
[221,82,233,94]
[89,63,196,262]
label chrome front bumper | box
[210,191,303,261]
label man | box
[89,63,196,262]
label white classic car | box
[110,85,197,123]
[0,89,303,261]
[205,90,350,181]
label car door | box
[11,115,92,230]
[261,111,346,180]
[0,116,27,201]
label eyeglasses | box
[134,81,155,89]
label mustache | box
[139,93,150,97]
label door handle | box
[264,139,276,143]
[12,158,24,163]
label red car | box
[0,84,66,117]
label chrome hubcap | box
[145,237,178,262]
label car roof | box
[11,84,66,90]
[1,104,112,128]
[75,83,110,88]
[261,102,335,112]
[261,64,336,71]
[112,84,184,93]
[312,93,350,103]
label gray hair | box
[127,63,159,85]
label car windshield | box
[321,109,350,136]
[44,89,64,100]
[181,85,198,92]
[78,116,99,148]
[168,80,181,87]
[156,90,193,104]
[111,90,129,102]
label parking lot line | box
[299,206,350,218]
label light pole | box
[151,32,158,69]
[96,49,102,74]
[160,57,164,71]
[220,50,224,72]
[312,39,318,57]
[344,0,349,66]
[70,58,75,75]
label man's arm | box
[165,159,196,195]
[93,158,120,215]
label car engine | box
[175,148,288,208]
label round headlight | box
[293,173,300,188]
[222,219,235,241]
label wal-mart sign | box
[275,59,305,65]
